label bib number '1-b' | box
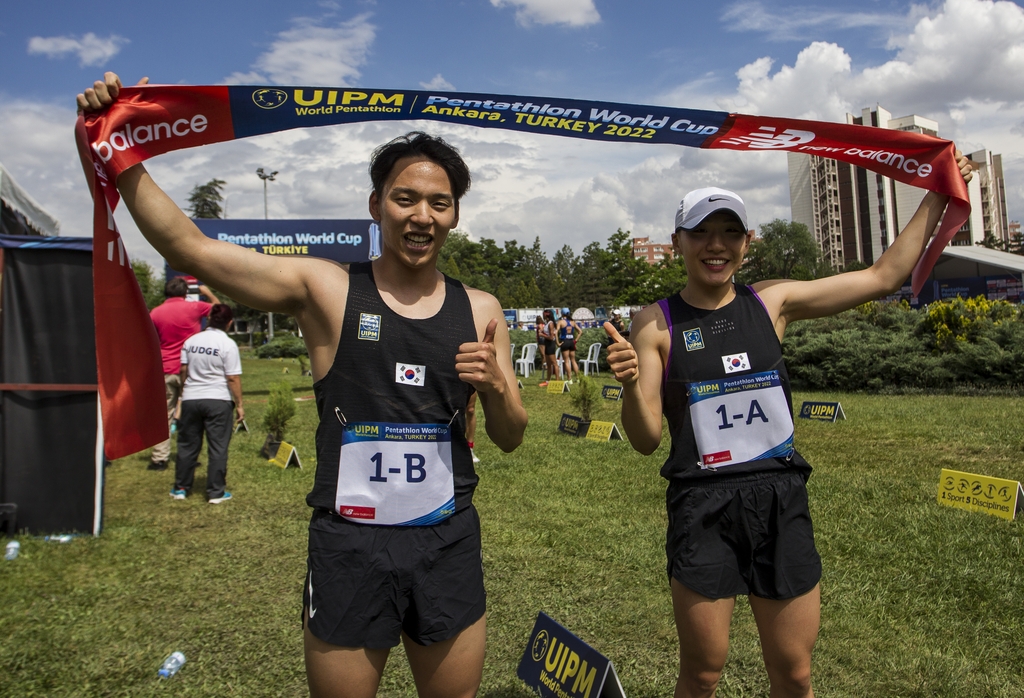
[336,422,455,526]
[688,370,794,469]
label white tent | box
[0,161,60,236]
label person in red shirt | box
[148,276,219,470]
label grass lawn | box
[2,356,1023,697]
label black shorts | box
[303,505,486,649]
[545,339,558,353]
[666,470,821,600]
[560,340,576,352]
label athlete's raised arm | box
[754,150,974,337]
[605,309,666,455]
[77,72,333,316]
[457,290,527,452]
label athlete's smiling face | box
[369,155,459,268]
[673,211,753,287]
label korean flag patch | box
[396,363,426,386]
[722,352,750,374]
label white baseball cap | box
[674,187,747,232]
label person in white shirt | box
[171,304,243,503]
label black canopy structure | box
[0,233,102,536]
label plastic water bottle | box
[158,651,186,678]
[4,541,19,560]
[44,535,73,543]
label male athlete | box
[79,73,528,698]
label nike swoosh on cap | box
[708,196,731,202]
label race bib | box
[335,422,455,526]
[687,370,795,469]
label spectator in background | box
[605,310,627,346]
[172,304,243,503]
[557,310,582,383]
[148,277,219,470]
[538,309,559,387]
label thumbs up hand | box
[457,318,503,393]
[604,321,639,386]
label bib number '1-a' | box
[335,422,455,525]
[688,370,794,469]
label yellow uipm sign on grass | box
[937,468,1023,521]
[270,441,303,469]
[585,421,622,442]
[546,380,569,394]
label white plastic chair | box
[554,347,565,379]
[580,342,602,376]
[516,343,538,377]
[510,343,516,361]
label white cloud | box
[420,74,456,90]
[687,0,1024,230]
[224,14,375,85]
[27,33,128,67]
[4,0,1021,279]
[490,0,600,27]
[721,1,910,41]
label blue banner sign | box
[601,385,622,401]
[558,413,586,437]
[798,401,846,422]
[192,218,373,262]
[517,612,625,698]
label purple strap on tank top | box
[656,298,673,390]
[747,285,770,318]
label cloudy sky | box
[1,0,1022,267]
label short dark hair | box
[165,277,188,298]
[369,132,471,202]
[208,304,233,330]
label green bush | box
[783,298,1024,392]
[263,381,296,441]
[569,374,601,422]
[255,334,307,359]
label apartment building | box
[788,105,1009,268]
[632,236,674,264]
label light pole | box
[256,167,279,339]
[256,167,278,220]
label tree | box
[737,219,825,284]
[187,178,226,219]
[131,260,164,310]
[630,255,689,304]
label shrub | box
[263,382,296,441]
[568,374,601,423]
[782,298,1024,392]
[255,334,307,359]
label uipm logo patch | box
[358,313,381,341]
[683,328,705,352]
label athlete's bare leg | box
[748,585,819,698]
[405,614,486,698]
[304,616,390,698]
[671,579,735,698]
[547,353,559,380]
[564,350,577,380]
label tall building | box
[632,236,674,264]
[965,149,1009,247]
[788,105,1009,269]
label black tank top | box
[306,262,478,514]
[659,285,811,482]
